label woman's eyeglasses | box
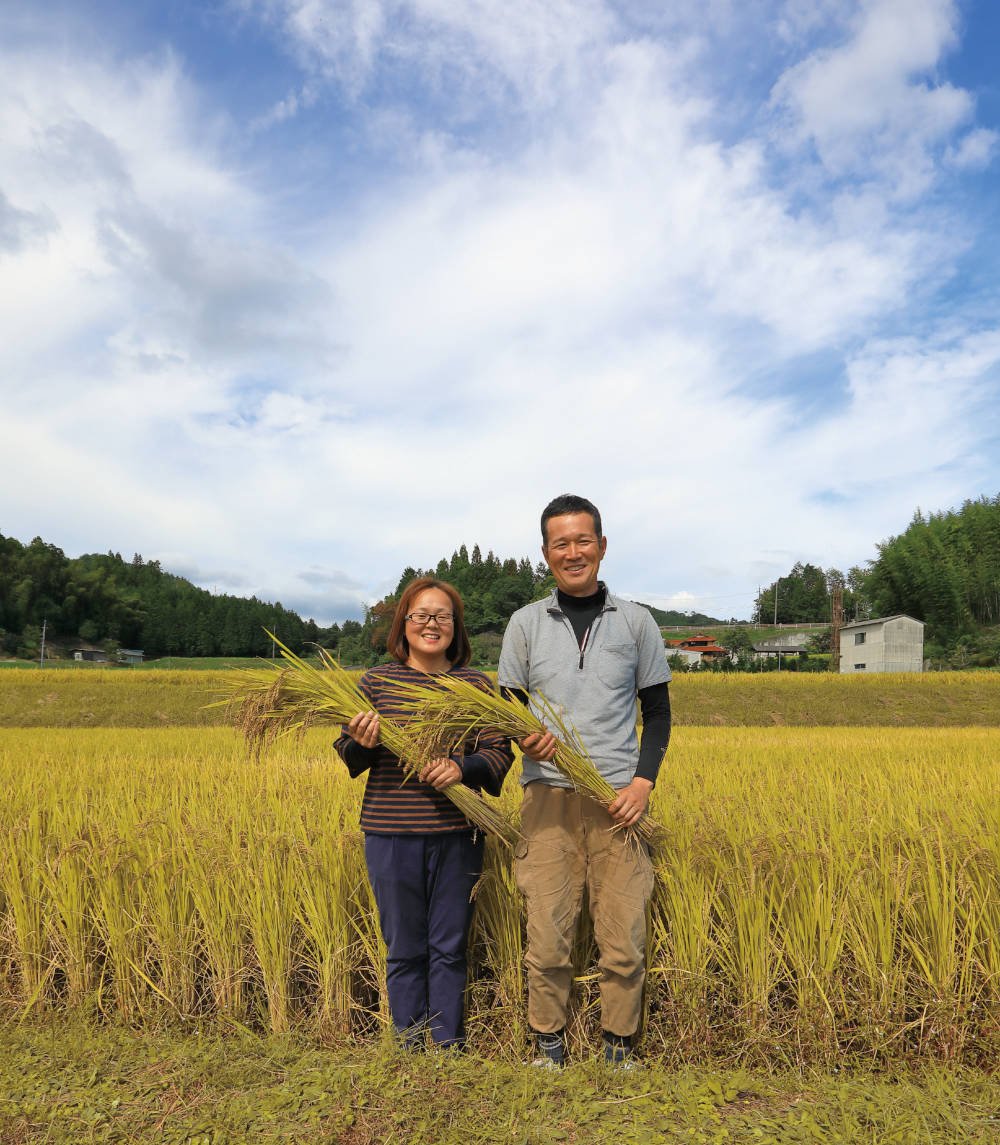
[405,611,455,626]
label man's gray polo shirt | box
[498,587,671,789]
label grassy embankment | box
[0,656,266,671]
[2,669,1000,1143]
[2,667,999,728]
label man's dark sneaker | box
[531,1030,565,1070]
[603,1033,637,1071]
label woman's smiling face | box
[404,586,455,672]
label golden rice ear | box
[212,638,519,846]
[391,673,665,847]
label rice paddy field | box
[2,668,1000,1143]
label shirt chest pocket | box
[596,643,636,688]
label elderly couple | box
[335,494,672,1068]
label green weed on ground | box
[1,1017,999,1144]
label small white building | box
[752,633,812,664]
[839,615,924,674]
[71,645,108,663]
[667,646,710,669]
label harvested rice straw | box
[212,637,519,847]
[390,673,666,848]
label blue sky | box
[2,0,999,624]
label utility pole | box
[39,618,46,668]
[830,585,844,674]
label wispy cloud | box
[770,0,978,199]
[240,0,614,108]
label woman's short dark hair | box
[387,577,472,669]
[541,494,603,545]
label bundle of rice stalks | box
[391,673,666,848]
[212,637,519,847]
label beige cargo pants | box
[514,781,654,1037]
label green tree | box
[718,627,756,669]
[78,619,100,643]
[755,562,831,624]
[17,624,42,659]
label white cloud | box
[944,127,999,170]
[770,0,972,198]
[775,0,851,42]
[240,0,613,108]
[1,1,998,624]
[834,329,1000,475]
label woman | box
[334,577,513,1051]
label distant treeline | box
[7,493,999,666]
[336,545,552,666]
[0,538,323,660]
[752,494,1000,668]
[342,544,726,666]
[754,561,863,626]
[0,533,725,666]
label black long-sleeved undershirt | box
[633,680,671,783]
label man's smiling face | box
[542,511,607,597]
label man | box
[498,494,672,1069]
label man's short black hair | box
[541,494,603,545]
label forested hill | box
[0,534,719,664]
[643,603,727,627]
[866,496,1000,642]
[0,537,319,660]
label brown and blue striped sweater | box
[334,661,514,835]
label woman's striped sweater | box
[334,661,514,835]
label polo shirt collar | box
[545,582,616,614]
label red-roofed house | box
[664,634,730,667]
